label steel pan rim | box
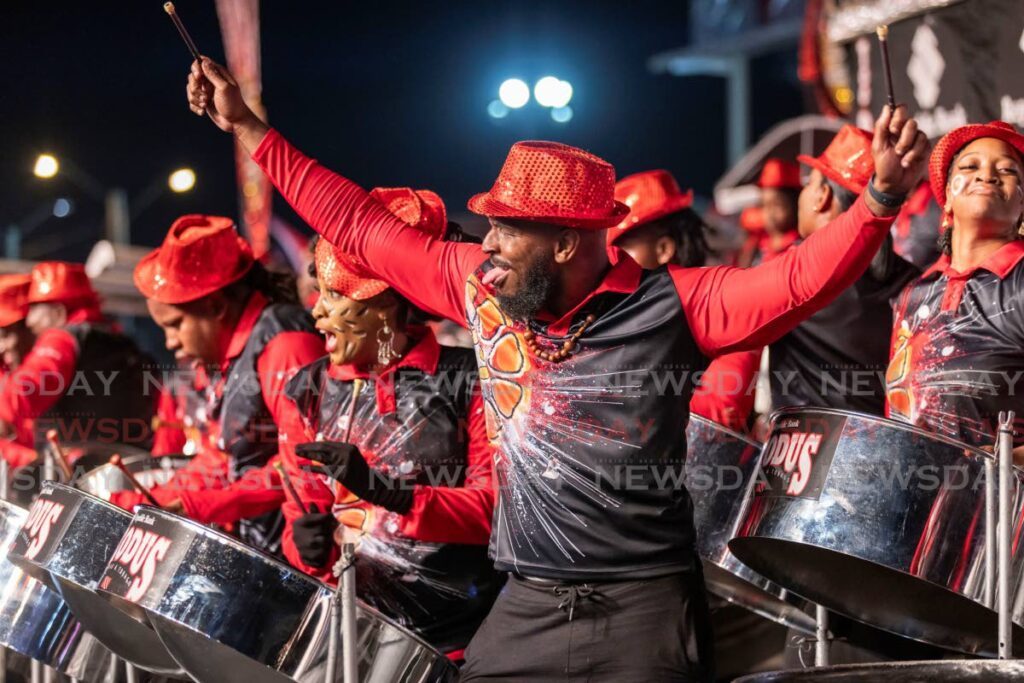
[49,480,133,516]
[120,506,457,662]
[689,413,762,448]
[768,406,996,462]
[733,659,1024,681]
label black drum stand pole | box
[998,411,1015,659]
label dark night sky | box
[1,1,803,260]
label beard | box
[496,253,557,322]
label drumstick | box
[876,25,897,109]
[273,462,309,515]
[109,455,161,507]
[45,429,75,481]
[342,379,363,443]
[163,2,202,62]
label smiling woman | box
[886,121,1024,455]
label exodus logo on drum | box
[20,498,65,560]
[101,525,172,603]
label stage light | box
[551,106,574,123]
[168,168,196,193]
[52,198,73,218]
[535,77,573,108]
[33,154,59,179]
[488,100,510,119]
[499,79,530,109]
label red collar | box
[921,240,1024,281]
[223,292,269,364]
[327,326,440,381]
[539,255,643,336]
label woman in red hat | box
[110,215,324,555]
[276,187,500,656]
[0,262,156,455]
[187,57,927,681]
[0,274,38,468]
[736,158,803,267]
[887,121,1024,456]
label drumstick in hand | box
[273,462,309,515]
[163,2,202,62]
[876,25,897,109]
[109,455,160,507]
[45,429,75,481]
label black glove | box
[296,441,414,514]
[291,504,339,568]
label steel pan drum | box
[74,453,192,499]
[97,507,458,683]
[0,498,114,682]
[6,483,185,675]
[734,660,1024,681]
[730,408,1024,655]
[686,415,815,635]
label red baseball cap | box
[756,159,802,190]
[468,141,629,229]
[135,215,255,305]
[608,169,694,245]
[28,262,99,306]
[797,125,874,195]
[0,274,32,327]
[929,121,1024,202]
[317,188,448,300]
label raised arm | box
[186,58,485,326]
[675,106,929,357]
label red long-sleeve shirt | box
[110,294,324,525]
[277,332,495,583]
[690,349,761,432]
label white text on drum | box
[22,499,65,560]
[763,432,824,496]
[109,526,172,602]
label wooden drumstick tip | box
[45,429,59,442]
[876,24,889,40]
[163,2,176,14]
[109,454,122,467]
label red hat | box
[317,188,448,300]
[929,121,1024,203]
[135,215,254,305]
[797,125,874,195]
[468,141,629,229]
[28,262,98,306]
[608,170,694,244]
[0,274,32,327]
[756,159,803,189]
[739,206,766,233]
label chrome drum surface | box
[734,659,1024,681]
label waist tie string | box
[552,583,595,622]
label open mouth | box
[482,262,512,289]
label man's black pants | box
[460,570,714,682]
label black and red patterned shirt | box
[886,239,1024,447]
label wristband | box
[867,175,908,208]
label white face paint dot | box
[916,304,931,319]
[399,459,414,474]
[942,345,954,357]
[950,174,967,197]
[543,403,555,416]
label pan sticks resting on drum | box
[163,2,201,62]
[45,429,75,481]
[109,455,161,507]
[876,25,897,109]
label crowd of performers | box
[1,52,1023,681]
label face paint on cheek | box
[950,174,967,198]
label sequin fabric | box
[467,140,630,228]
[28,262,98,305]
[798,125,874,195]
[0,273,31,326]
[610,169,694,239]
[928,121,1024,202]
[316,187,448,300]
[757,158,803,189]
[134,215,254,304]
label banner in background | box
[216,0,271,259]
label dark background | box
[1,1,803,259]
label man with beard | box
[187,55,927,682]
[770,125,920,414]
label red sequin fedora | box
[756,158,803,189]
[798,125,874,195]
[317,187,448,300]
[929,121,1024,202]
[134,215,255,304]
[608,169,694,245]
[28,262,99,306]
[0,274,32,327]
[468,141,630,229]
